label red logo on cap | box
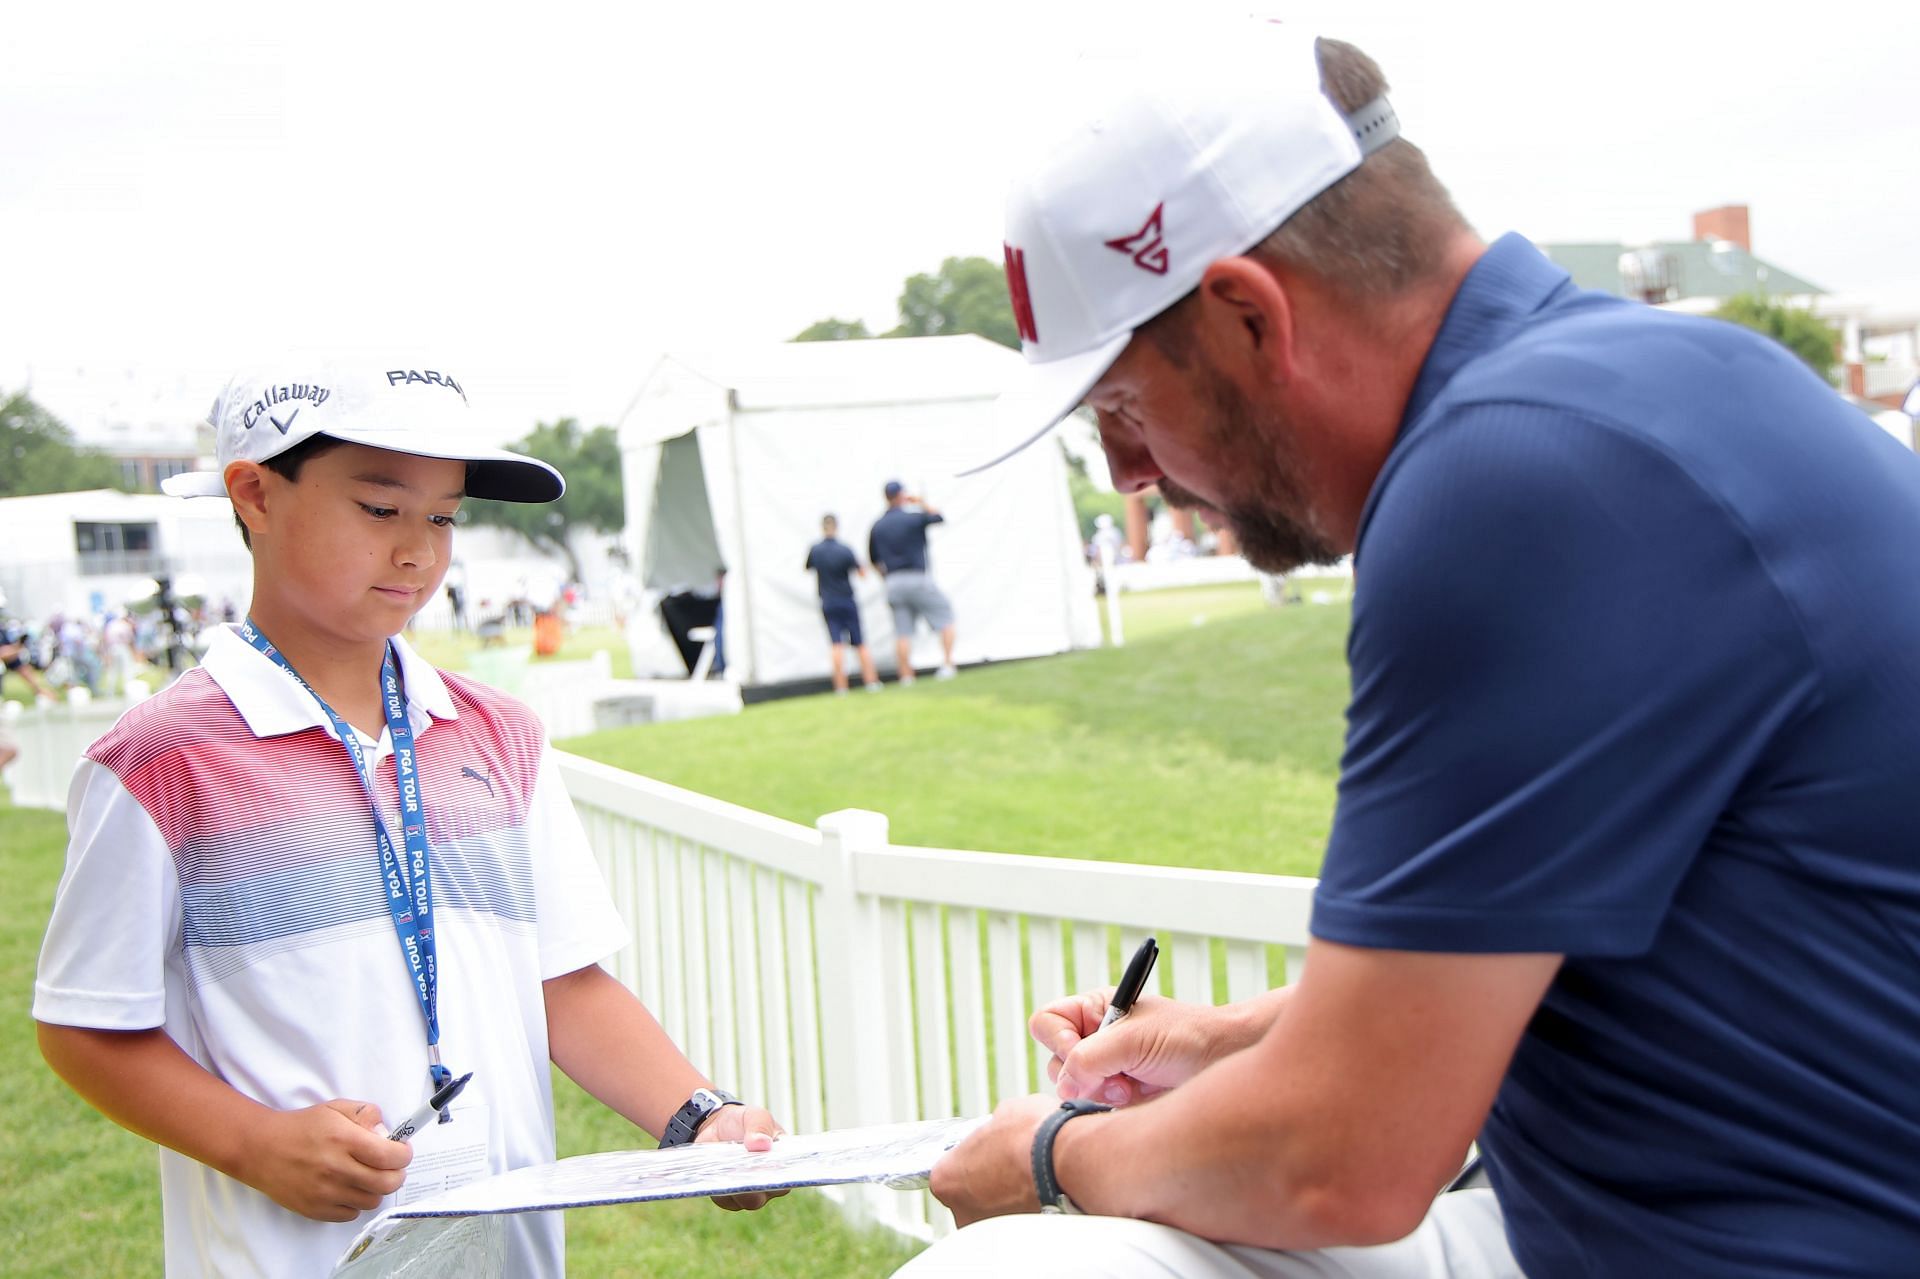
[1004,243,1040,343]
[1106,203,1169,275]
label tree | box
[460,418,622,585]
[886,256,1019,348]
[1061,439,1128,542]
[0,391,124,498]
[1714,294,1840,384]
[791,255,1020,350]
[793,317,873,342]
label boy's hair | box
[233,434,347,549]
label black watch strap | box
[1031,1098,1111,1213]
[659,1087,741,1148]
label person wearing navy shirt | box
[804,514,880,694]
[910,27,1920,1279]
[868,481,958,682]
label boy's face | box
[248,441,467,648]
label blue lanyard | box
[240,620,451,1089]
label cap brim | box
[957,331,1131,477]
[161,433,567,504]
[161,471,229,498]
[323,429,565,503]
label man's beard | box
[1156,366,1340,575]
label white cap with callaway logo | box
[966,23,1398,474]
[163,361,565,503]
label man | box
[868,480,957,683]
[907,24,1920,1278]
[805,514,882,694]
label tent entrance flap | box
[644,432,724,593]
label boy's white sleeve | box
[527,747,632,980]
[33,758,181,1029]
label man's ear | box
[225,461,271,541]
[1195,256,1297,385]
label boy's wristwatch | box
[660,1087,742,1148]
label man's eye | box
[430,514,457,528]
[360,504,396,519]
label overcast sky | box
[5,0,1916,447]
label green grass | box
[407,622,636,681]
[3,807,167,1277]
[562,585,1352,877]
[2,582,1351,1274]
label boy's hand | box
[243,1099,413,1222]
[694,1102,787,1211]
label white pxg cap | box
[968,24,1399,474]
[164,361,565,503]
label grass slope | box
[563,589,1353,878]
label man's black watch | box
[1031,1098,1111,1214]
[659,1087,742,1148]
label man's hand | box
[238,1099,412,1223]
[1032,989,1251,1106]
[694,1102,788,1211]
[929,1093,1061,1227]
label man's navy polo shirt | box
[869,508,943,574]
[1314,234,1920,1274]
[804,538,859,601]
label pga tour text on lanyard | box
[240,620,452,1090]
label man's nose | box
[1097,412,1163,495]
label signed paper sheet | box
[332,1115,985,1277]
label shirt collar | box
[1399,232,1576,431]
[201,624,458,741]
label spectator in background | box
[1089,512,1126,564]
[444,563,470,633]
[868,480,958,683]
[102,611,138,696]
[805,515,881,695]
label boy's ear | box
[225,462,270,541]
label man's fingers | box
[1029,991,1109,1049]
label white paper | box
[332,1115,984,1278]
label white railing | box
[1,695,128,810]
[557,751,1317,1243]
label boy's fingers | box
[326,1098,395,1140]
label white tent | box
[616,336,1100,688]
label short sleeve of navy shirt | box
[868,509,943,574]
[805,539,858,600]
[1314,236,1920,1274]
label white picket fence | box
[4,695,1321,1248]
[558,751,1317,1242]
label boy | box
[34,362,782,1276]
[803,514,881,694]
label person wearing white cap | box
[36,360,786,1277]
[911,22,1920,1279]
